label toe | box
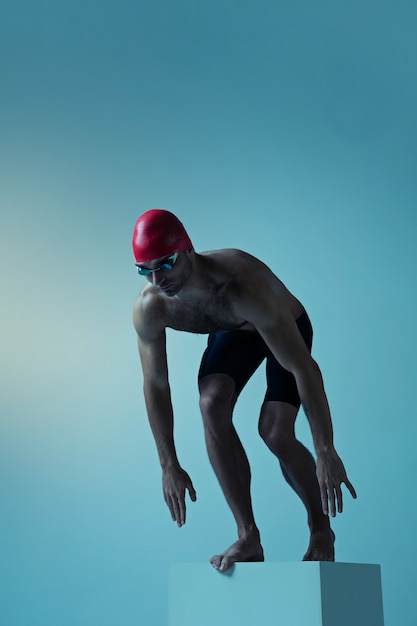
[210,555,222,570]
[219,557,233,573]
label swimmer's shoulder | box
[133,285,167,338]
[198,248,266,278]
[200,248,255,263]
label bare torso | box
[137,249,304,335]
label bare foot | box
[302,529,335,561]
[210,537,264,573]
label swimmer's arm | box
[234,285,356,515]
[255,306,335,453]
[133,296,196,525]
[256,307,356,515]
[136,328,178,469]
[230,277,333,449]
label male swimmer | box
[132,209,356,572]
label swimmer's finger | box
[320,484,329,516]
[336,485,343,514]
[171,494,184,526]
[344,478,357,500]
[328,486,336,518]
[178,494,187,526]
[186,480,197,502]
[164,492,176,522]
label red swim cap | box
[132,209,193,263]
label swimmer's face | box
[136,250,192,296]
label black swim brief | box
[198,309,313,408]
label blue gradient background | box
[1,1,416,625]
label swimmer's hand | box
[162,465,197,527]
[316,448,357,517]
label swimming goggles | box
[136,252,178,276]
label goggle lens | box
[136,252,178,276]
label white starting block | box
[169,562,384,626]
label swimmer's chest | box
[164,292,249,334]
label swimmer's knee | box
[199,374,236,429]
[258,402,298,455]
[199,374,236,437]
[259,426,296,458]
